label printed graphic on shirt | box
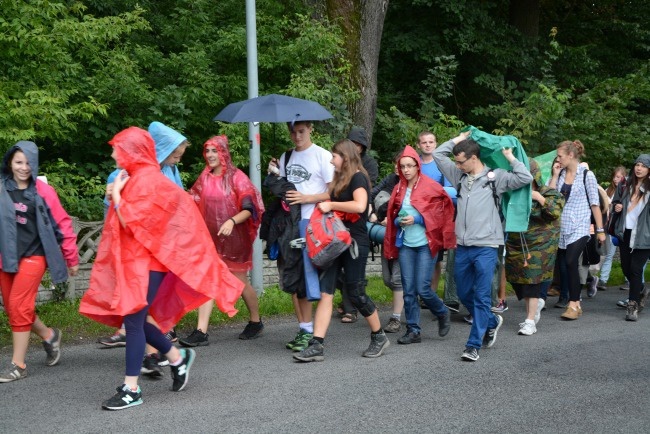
[14,201,28,224]
[286,164,312,184]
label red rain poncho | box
[79,127,244,331]
[189,136,264,272]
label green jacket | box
[466,127,532,232]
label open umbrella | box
[213,94,333,123]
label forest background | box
[1,0,648,220]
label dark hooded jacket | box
[0,141,78,283]
[384,145,456,260]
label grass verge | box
[0,263,644,350]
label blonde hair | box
[557,140,586,160]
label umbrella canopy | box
[213,94,333,123]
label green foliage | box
[40,159,108,221]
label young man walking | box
[434,131,532,361]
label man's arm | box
[497,148,533,192]
[433,140,461,186]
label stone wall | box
[0,216,385,309]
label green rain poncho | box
[465,126,532,232]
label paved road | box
[1,287,649,433]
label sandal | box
[341,313,358,323]
[336,303,345,317]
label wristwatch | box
[596,227,605,233]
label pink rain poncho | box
[189,136,264,271]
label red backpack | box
[306,205,357,269]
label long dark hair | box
[329,139,370,198]
[627,163,650,202]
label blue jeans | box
[455,246,499,349]
[599,234,616,283]
[398,244,447,334]
[299,219,321,301]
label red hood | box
[397,145,422,181]
[109,127,159,174]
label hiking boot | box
[42,328,62,366]
[102,384,143,411]
[491,300,508,313]
[547,287,560,297]
[164,329,178,342]
[561,306,581,320]
[587,278,598,298]
[287,330,313,352]
[285,329,308,350]
[639,286,649,312]
[383,317,401,333]
[484,315,503,348]
[461,346,479,361]
[238,321,264,340]
[597,279,607,291]
[179,329,209,347]
[0,363,27,383]
[617,298,629,308]
[626,300,639,321]
[518,320,537,336]
[97,332,126,348]
[141,353,163,377]
[534,298,545,324]
[438,311,451,337]
[554,298,568,308]
[363,331,390,358]
[397,330,421,345]
[293,340,324,362]
[170,348,195,392]
[445,302,460,313]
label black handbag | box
[582,234,603,265]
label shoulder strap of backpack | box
[485,170,504,222]
[284,149,293,175]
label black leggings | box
[558,236,589,302]
[619,229,650,303]
[123,271,173,376]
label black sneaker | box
[42,328,62,366]
[483,315,503,348]
[444,302,460,313]
[362,331,390,358]
[293,340,325,362]
[461,346,479,361]
[238,321,264,340]
[141,353,163,377]
[97,332,127,348]
[397,331,421,345]
[554,298,569,308]
[597,279,607,291]
[179,329,209,347]
[170,348,196,392]
[102,384,143,410]
[164,329,178,342]
[438,311,451,337]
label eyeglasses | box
[400,164,417,170]
[454,158,469,166]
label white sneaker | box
[534,298,545,324]
[518,320,537,336]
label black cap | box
[347,126,368,148]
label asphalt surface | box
[1,286,649,433]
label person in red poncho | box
[179,135,265,347]
[384,145,456,345]
[79,127,244,411]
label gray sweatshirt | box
[434,139,533,247]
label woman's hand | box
[400,215,414,226]
[614,203,623,213]
[111,170,130,203]
[317,201,333,213]
[531,190,545,205]
[597,232,606,243]
[218,219,235,236]
[68,265,79,277]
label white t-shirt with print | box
[280,144,334,220]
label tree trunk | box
[324,0,389,147]
[509,0,540,39]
